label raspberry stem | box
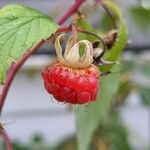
[0,125,13,150]
[58,0,86,25]
[71,23,78,44]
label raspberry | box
[42,34,100,104]
[42,63,100,104]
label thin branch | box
[58,0,86,25]
[0,125,13,150]
[71,23,78,44]
[56,25,71,33]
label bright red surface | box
[42,62,100,104]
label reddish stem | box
[0,126,13,150]
[58,0,86,25]
[56,25,71,33]
[71,24,78,44]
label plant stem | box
[0,126,13,150]
[56,25,71,33]
[71,24,78,44]
[58,0,86,25]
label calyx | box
[55,34,94,69]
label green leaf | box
[74,66,120,150]
[77,19,101,55]
[77,19,99,42]
[140,87,150,106]
[136,63,150,77]
[100,0,128,72]
[129,6,150,31]
[141,0,150,10]
[100,13,114,32]
[0,4,59,84]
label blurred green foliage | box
[122,57,150,106]
[141,0,150,9]
[140,87,150,105]
[129,6,150,31]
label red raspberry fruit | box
[42,34,100,104]
[42,63,100,104]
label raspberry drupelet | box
[42,34,100,104]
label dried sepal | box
[55,34,94,69]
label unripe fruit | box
[42,34,100,104]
